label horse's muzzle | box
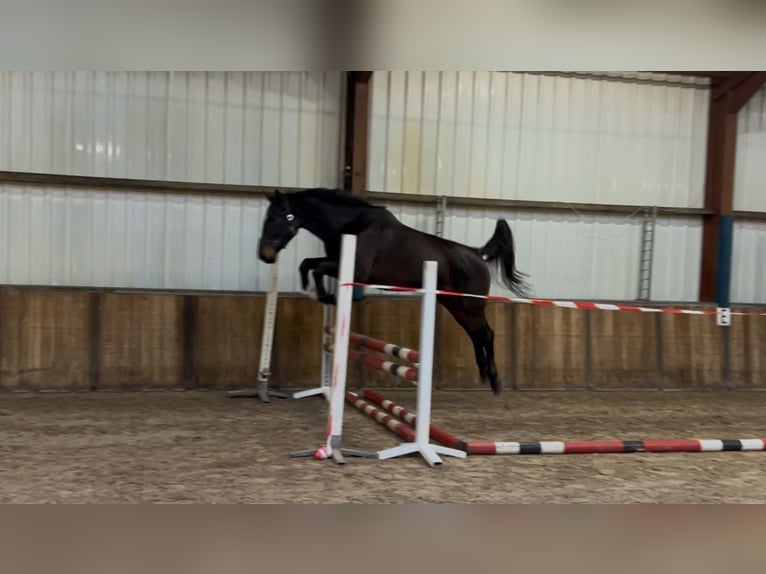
[259,242,277,263]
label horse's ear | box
[266,189,281,204]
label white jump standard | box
[373,260,465,466]
[290,234,376,464]
[227,260,291,402]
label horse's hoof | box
[303,284,318,301]
[490,379,502,395]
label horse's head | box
[258,190,300,263]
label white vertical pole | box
[377,260,466,467]
[227,258,290,401]
[257,262,280,383]
[415,261,438,447]
[325,234,356,458]
[291,233,374,463]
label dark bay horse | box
[257,188,530,395]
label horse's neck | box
[298,200,362,247]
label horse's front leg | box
[299,256,330,299]
[312,260,340,305]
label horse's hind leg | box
[482,318,500,393]
[439,296,502,394]
[469,326,489,384]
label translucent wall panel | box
[369,71,709,208]
[0,71,344,188]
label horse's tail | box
[479,219,530,297]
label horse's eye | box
[286,214,294,222]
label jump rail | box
[362,389,467,450]
[324,344,419,382]
[465,438,766,455]
[363,391,766,455]
[345,392,417,444]
[325,326,420,364]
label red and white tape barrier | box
[342,282,766,317]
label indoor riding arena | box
[1,71,765,503]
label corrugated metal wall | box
[0,71,344,292]
[0,184,325,292]
[734,86,766,213]
[368,71,709,207]
[732,221,766,304]
[0,71,758,303]
[0,181,706,300]
[441,207,701,302]
[443,206,641,300]
[650,217,704,302]
[367,71,708,301]
[0,71,343,187]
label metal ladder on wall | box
[435,196,447,238]
[637,205,657,301]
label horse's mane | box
[296,188,383,209]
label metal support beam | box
[711,72,766,112]
[699,72,766,305]
[699,96,737,304]
[729,72,766,113]
[343,72,373,197]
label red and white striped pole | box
[362,389,466,450]
[340,282,766,318]
[325,327,420,364]
[345,392,416,443]
[464,438,766,455]
[361,391,766,456]
[324,344,419,382]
